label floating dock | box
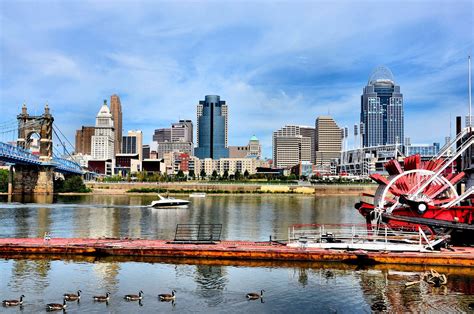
[1,238,474,267]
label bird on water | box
[124,290,143,301]
[46,299,67,311]
[93,292,111,302]
[158,290,176,301]
[246,290,265,300]
[2,295,25,306]
[63,290,81,301]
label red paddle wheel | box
[356,152,474,245]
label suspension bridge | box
[0,104,83,195]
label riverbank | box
[86,182,376,195]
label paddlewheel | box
[355,151,474,245]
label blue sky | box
[0,0,473,157]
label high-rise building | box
[153,128,171,143]
[272,125,312,168]
[110,94,122,155]
[91,100,115,160]
[171,121,192,142]
[122,130,143,160]
[195,95,229,159]
[75,126,95,155]
[299,126,316,164]
[178,119,193,143]
[361,66,403,147]
[315,116,342,170]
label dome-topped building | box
[368,66,395,85]
[361,66,404,148]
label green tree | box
[234,170,241,181]
[200,169,206,179]
[58,175,90,193]
[189,170,195,179]
[211,170,218,180]
[222,170,229,180]
[0,169,8,193]
[176,170,185,179]
[244,170,249,178]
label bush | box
[55,176,91,193]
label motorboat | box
[150,194,190,208]
[189,192,206,198]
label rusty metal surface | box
[0,238,473,267]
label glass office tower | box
[361,66,404,147]
[195,95,229,159]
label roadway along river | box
[0,194,473,312]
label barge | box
[1,237,474,267]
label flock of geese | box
[2,289,265,310]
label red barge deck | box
[1,238,474,267]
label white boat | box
[189,192,206,198]
[150,194,190,208]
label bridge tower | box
[13,104,55,194]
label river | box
[0,194,473,313]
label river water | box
[1,194,473,313]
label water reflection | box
[0,194,365,240]
[2,255,474,313]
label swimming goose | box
[124,291,143,301]
[46,299,67,311]
[246,290,264,300]
[2,295,25,306]
[64,290,81,301]
[158,290,176,301]
[93,292,110,302]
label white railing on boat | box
[287,224,448,252]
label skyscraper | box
[272,125,312,168]
[195,95,229,159]
[91,100,115,160]
[361,66,404,147]
[315,116,342,170]
[75,126,95,155]
[110,94,122,155]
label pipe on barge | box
[1,238,474,267]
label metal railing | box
[287,223,446,252]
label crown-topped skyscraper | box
[360,66,404,147]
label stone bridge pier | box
[12,164,55,195]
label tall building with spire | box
[195,95,228,159]
[361,66,404,147]
[110,94,122,155]
[91,100,115,160]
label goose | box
[64,290,81,301]
[46,299,67,311]
[2,295,25,306]
[246,290,264,300]
[93,292,110,302]
[124,290,143,301]
[158,290,176,302]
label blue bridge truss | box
[0,141,83,175]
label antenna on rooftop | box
[469,56,472,129]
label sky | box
[0,0,473,158]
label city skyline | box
[1,1,472,158]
